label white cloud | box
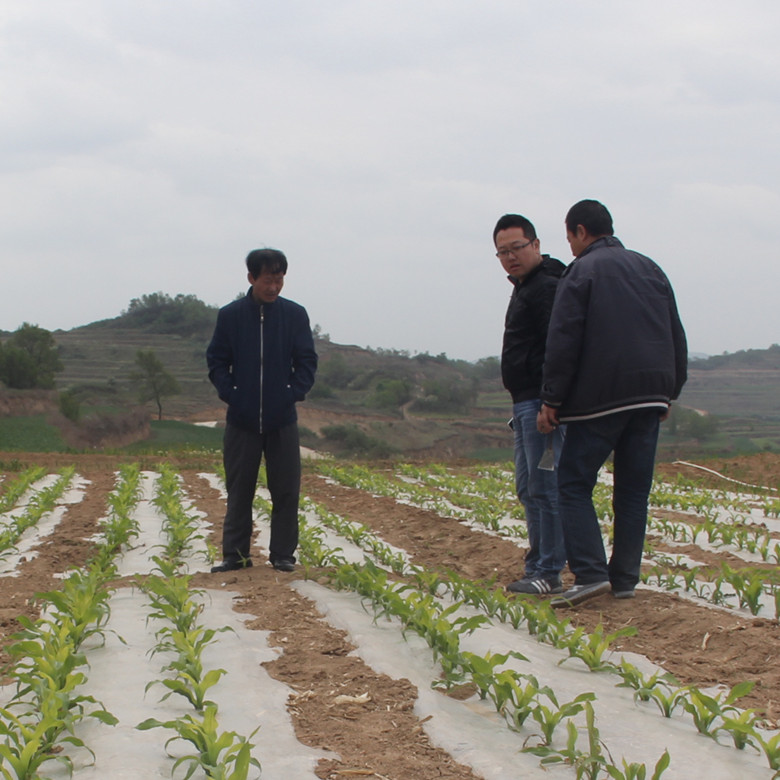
[0,0,778,362]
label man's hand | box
[537,404,559,434]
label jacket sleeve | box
[535,274,560,351]
[289,308,318,401]
[206,308,235,403]
[540,270,590,408]
[668,286,688,400]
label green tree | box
[318,353,354,389]
[122,292,216,337]
[131,349,180,420]
[414,377,478,413]
[0,323,63,389]
[369,378,412,409]
[58,388,82,422]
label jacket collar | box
[507,254,550,287]
[245,288,280,308]
[578,235,624,260]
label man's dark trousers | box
[221,421,301,564]
[556,409,660,592]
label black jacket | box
[541,236,687,421]
[206,290,318,433]
[502,255,566,403]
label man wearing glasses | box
[494,214,567,595]
[538,200,687,607]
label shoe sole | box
[550,582,611,608]
[613,591,636,599]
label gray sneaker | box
[550,581,610,608]
[612,589,636,599]
[507,577,563,595]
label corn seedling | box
[0,467,46,514]
[533,701,671,780]
[137,704,261,780]
[716,707,762,750]
[444,650,527,698]
[525,690,596,747]
[0,467,75,553]
[153,464,207,562]
[556,624,637,673]
[147,623,232,711]
[679,681,755,738]
[753,727,780,773]
[492,671,550,731]
[535,702,609,779]
[603,749,671,780]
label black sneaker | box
[507,577,563,595]
[210,559,252,573]
[271,558,295,572]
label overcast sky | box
[1,1,778,361]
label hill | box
[17,293,510,458]
[2,294,780,458]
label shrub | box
[59,389,81,422]
[320,424,396,458]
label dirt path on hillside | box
[2,452,780,779]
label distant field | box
[680,368,780,417]
[0,415,67,452]
[0,416,221,454]
[122,420,224,453]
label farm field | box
[1,451,780,779]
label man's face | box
[495,227,542,281]
[248,268,285,303]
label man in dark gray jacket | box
[207,248,317,573]
[537,200,687,607]
[494,214,567,595]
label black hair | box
[245,248,288,279]
[492,214,537,244]
[565,200,614,237]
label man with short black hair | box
[207,248,317,573]
[494,214,567,595]
[538,200,687,607]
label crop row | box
[136,463,261,779]
[261,479,780,778]
[316,461,780,622]
[0,463,141,779]
[0,468,76,557]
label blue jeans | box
[557,409,661,591]
[512,399,566,580]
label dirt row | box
[1,452,780,778]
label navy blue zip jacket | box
[206,289,318,434]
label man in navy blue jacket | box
[207,248,317,573]
[538,200,687,607]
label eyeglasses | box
[496,240,533,260]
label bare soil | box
[2,451,780,779]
